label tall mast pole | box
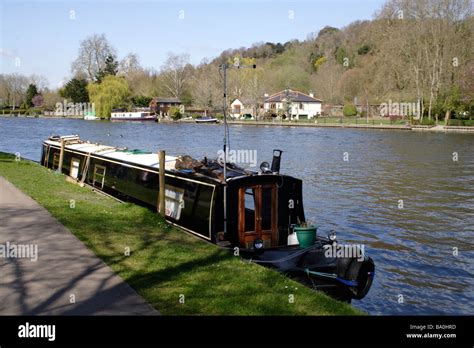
[223,64,228,236]
[220,61,255,238]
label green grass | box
[0,152,362,315]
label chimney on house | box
[264,93,269,97]
[309,92,314,98]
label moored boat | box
[111,111,157,121]
[84,111,99,120]
[195,116,218,123]
[41,134,374,301]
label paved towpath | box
[0,177,158,315]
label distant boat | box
[111,111,156,121]
[84,111,99,121]
[195,116,218,124]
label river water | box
[1,117,473,315]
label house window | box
[299,103,304,110]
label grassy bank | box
[0,152,361,315]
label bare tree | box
[189,61,220,108]
[119,53,143,76]
[71,34,116,81]
[0,73,29,109]
[160,53,191,98]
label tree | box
[87,75,130,118]
[60,78,89,103]
[42,89,62,110]
[131,95,152,107]
[71,34,116,81]
[1,74,29,109]
[32,94,44,107]
[343,104,358,116]
[95,55,118,83]
[189,59,221,109]
[160,53,191,98]
[119,53,143,76]
[25,84,39,107]
[377,0,473,120]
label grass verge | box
[0,152,362,315]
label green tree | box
[87,75,130,118]
[343,104,357,116]
[131,95,152,108]
[60,78,89,103]
[334,47,348,66]
[25,84,38,107]
[95,55,118,83]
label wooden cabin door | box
[238,184,278,249]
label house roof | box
[264,90,322,103]
[151,97,182,103]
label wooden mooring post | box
[158,150,166,216]
[58,138,65,173]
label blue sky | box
[1,0,385,88]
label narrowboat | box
[110,111,156,121]
[41,135,374,301]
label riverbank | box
[0,152,361,315]
[227,120,474,133]
[2,114,473,132]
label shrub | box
[28,108,43,116]
[169,106,182,120]
[343,104,357,117]
[357,44,371,55]
[420,118,436,126]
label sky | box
[0,0,386,88]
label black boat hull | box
[241,241,375,301]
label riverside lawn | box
[0,152,362,315]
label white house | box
[230,98,254,119]
[263,89,322,120]
[230,99,244,118]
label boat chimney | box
[271,150,283,174]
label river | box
[1,117,473,315]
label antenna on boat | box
[219,59,256,236]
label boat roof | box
[44,138,178,171]
[43,135,285,183]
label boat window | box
[244,188,255,232]
[52,152,60,170]
[93,164,106,189]
[261,187,272,231]
[70,158,80,179]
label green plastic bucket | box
[294,226,317,248]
